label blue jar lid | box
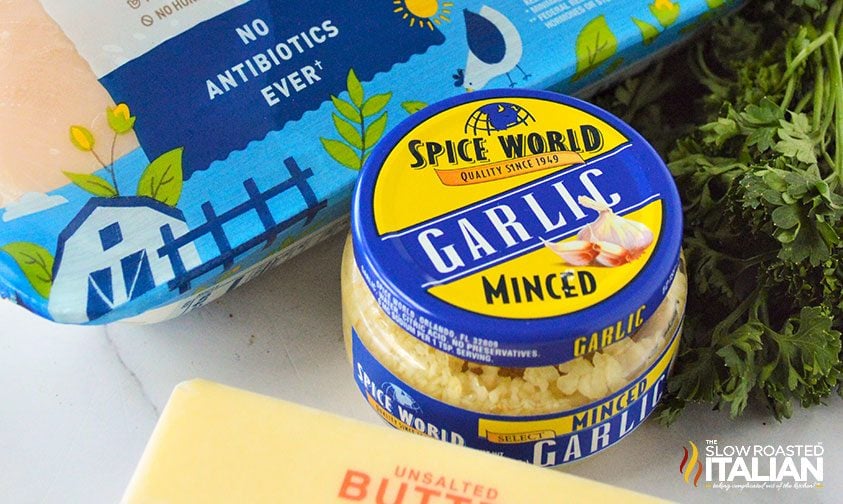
[351,89,682,367]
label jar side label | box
[350,320,682,466]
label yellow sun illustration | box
[393,0,454,30]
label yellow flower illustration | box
[651,0,681,28]
[106,103,136,134]
[69,125,95,152]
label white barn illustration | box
[48,197,201,323]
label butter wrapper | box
[122,379,670,503]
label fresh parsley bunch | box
[596,0,843,421]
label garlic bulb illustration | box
[544,196,654,267]
[541,239,598,266]
[593,240,633,267]
[576,196,654,256]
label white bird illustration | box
[453,6,530,92]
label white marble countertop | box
[1,234,840,503]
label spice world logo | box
[464,102,535,135]
[678,440,824,491]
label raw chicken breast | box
[0,0,138,206]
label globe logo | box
[464,102,535,135]
[383,382,422,413]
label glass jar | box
[342,89,686,466]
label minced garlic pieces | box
[342,241,686,416]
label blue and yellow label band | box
[351,314,683,465]
[477,318,682,443]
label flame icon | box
[679,441,703,487]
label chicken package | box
[0,0,739,324]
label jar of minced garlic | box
[341,89,686,466]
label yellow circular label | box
[368,96,665,320]
[373,98,629,234]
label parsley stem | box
[813,53,825,130]
[783,32,832,84]
[819,72,837,143]
[694,43,729,89]
[780,77,797,111]
[823,151,836,175]
[711,287,762,346]
[741,250,779,269]
[794,89,813,114]
[825,1,843,38]
[828,38,843,186]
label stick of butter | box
[122,379,669,503]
